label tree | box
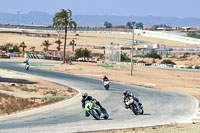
[145,50,162,59]
[126,22,133,29]
[75,48,91,61]
[136,22,143,29]
[69,40,76,51]
[55,39,62,51]
[41,40,52,52]
[126,21,136,29]
[82,48,91,60]
[19,41,27,52]
[3,43,20,53]
[53,9,77,63]
[75,48,83,59]
[30,46,35,52]
[121,53,131,62]
[104,21,112,28]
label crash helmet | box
[82,92,88,100]
[123,90,128,96]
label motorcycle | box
[25,63,29,71]
[103,80,110,90]
[84,100,109,120]
[125,97,144,115]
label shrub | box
[145,50,162,59]
[75,48,91,60]
[161,59,176,65]
[121,53,130,62]
[186,66,193,69]
[137,60,146,63]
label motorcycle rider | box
[123,90,142,109]
[81,92,106,117]
[24,59,29,70]
[102,75,109,82]
[24,59,29,65]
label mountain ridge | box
[0,11,200,27]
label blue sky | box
[1,0,199,18]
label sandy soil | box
[0,31,193,53]
[38,62,200,100]
[0,68,78,116]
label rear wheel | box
[90,110,100,120]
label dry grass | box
[40,62,200,100]
[0,31,194,53]
[0,92,64,115]
[0,69,78,116]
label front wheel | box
[138,107,144,115]
[130,104,139,115]
[102,110,109,119]
[104,84,109,90]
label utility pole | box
[131,22,135,76]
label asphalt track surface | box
[0,62,198,133]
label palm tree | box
[55,39,62,51]
[69,40,76,51]
[19,42,27,52]
[41,40,52,52]
[53,9,77,63]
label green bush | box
[121,53,131,62]
[145,50,162,59]
[161,59,176,65]
[137,60,146,63]
[75,48,91,60]
[186,66,193,69]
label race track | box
[0,62,198,133]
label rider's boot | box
[85,111,90,117]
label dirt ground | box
[0,68,78,116]
[1,30,200,132]
[0,31,193,53]
[37,61,200,100]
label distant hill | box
[0,11,200,27]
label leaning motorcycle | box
[103,80,110,90]
[84,100,109,120]
[125,97,144,115]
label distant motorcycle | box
[25,63,29,71]
[125,97,144,115]
[103,80,110,90]
[23,60,29,71]
[84,100,109,120]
